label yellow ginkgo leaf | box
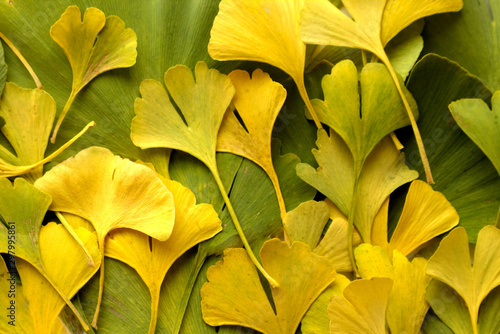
[16,223,100,334]
[49,5,137,142]
[0,83,94,181]
[301,273,351,334]
[201,239,336,334]
[300,0,462,183]
[218,69,288,218]
[328,277,393,334]
[105,178,222,334]
[284,200,361,272]
[34,146,175,328]
[381,0,463,46]
[355,244,431,334]
[131,61,277,286]
[208,0,322,128]
[426,225,500,334]
[0,257,34,334]
[0,178,90,330]
[389,180,459,256]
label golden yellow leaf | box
[0,257,34,333]
[328,277,393,334]
[105,178,222,334]
[208,0,322,128]
[16,223,100,334]
[218,69,287,217]
[34,146,175,327]
[201,239,336,333]
[50,5,137,142]
[426,226,500,334]
[0,83,94,181]
[355,244,430,334]
[389,180,459,256]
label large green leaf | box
[393,54,500,242]
[0,0,237,167]
[423,0,500,91]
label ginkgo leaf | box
[131,61,278,287]
[297,129,418,243]
[132,61,234,173]
[355,244,431,334]
[450,91,500,176]
[201,239,336,334]
[426,226,500,334]
[218,68,288,217]
[0,177,93,329]
[49,5,137,142]
[208,0,322,128]
[105,178,222,334]
[328,277,393,334]
[16,223,100,334]
[310,59,417,172]
[389,180,459,256]
[283,200,361,272]
[300,0,462,183]
[34,146,175,327]
[0,82,94,181]
[301,273,351,334]
[0,257,34,334]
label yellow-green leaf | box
[131,61,234,173]
[218,69,287,217]
[426,225,500,333]
[105,178,222,334]
[201,239,336,334]
[297,130,418,242]
[355,244,431,334]
[49,5,137,142]
[16,223,100,334]
[389,180,459,256]
[310,60,417,171]
[0,83,93,181]
[208,0,322,128]
[328,277,393,334]
[34,146,175,327]
[449,91,500,176]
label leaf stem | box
[51,90,78,143]
[210,165,279,287]
[361,50,367,66]
[91,240,105,329]
[148,286,160,334]
[56,212,95,267]
[347,173,361,275]
[295,76,323,130]
[172,248,207,334]
[380,54,434,184]
[0,32,43,89]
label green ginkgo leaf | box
[450,91,500,176]
[426,226,500,333]
[297,130,418,243]
[49,5,137,142]
[310,59,417,172]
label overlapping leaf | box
[297,130,418,242]
[450,91,500,175]
[34,146,175,327]
[426,226,500,333]
[201,239,336,334]
[16,223,100,334]
[49,5,137,142]
[355,244,430,334]
[208,0,322,128]
[218,69,287,217]
[105,178,222,333]
[328,277,393,334]
[0,83,93,181]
